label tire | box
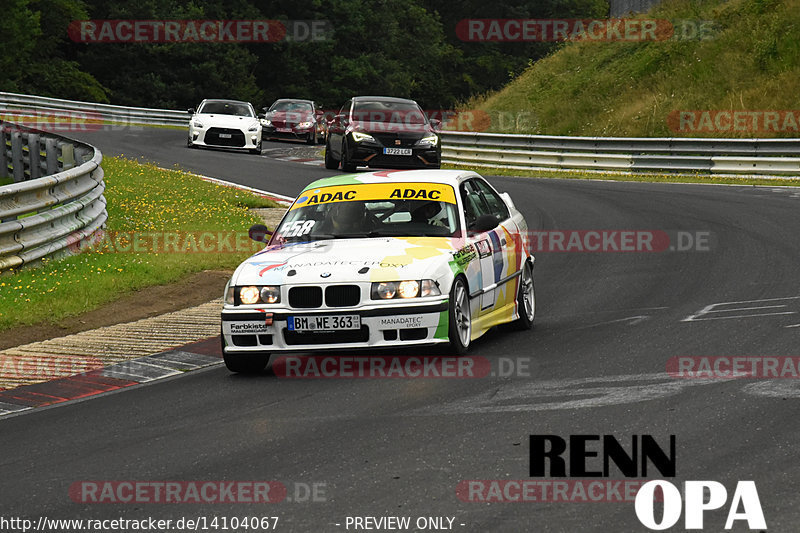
[187,137,195,148]
[221,334,269,373]
[306,132,316,145]
[324,140,340,169]
[514,261,535,330]
[249,138,262,155]
[341,141,357,172]
[448,276,471,354]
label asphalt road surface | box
[2,126,799,532]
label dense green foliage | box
[0,0,608,109]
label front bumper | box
[190,127,261,149]
[221,299,449,355]
[263,126,315,141]
[349,143,441,169]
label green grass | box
[0,157,278,331]
[468,0,800,138]
[444,162,800,186]
[0,177,11,186]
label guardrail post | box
[44,137,59,174]
[28,133,41,180]
[0,125,8,179]
[60,141,75,170]
[10,131,24,182]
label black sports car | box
[325,96,441,171]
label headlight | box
[397,281,419,298]
[260,286,280,304]
[237,285,281,305]
[192,121,204,128]
[351,131,376,143]
[240,286,260,305]
[261,119,272,127]
[371,280,440,299]
[298,121,313,128]
[248,124,259,132]
[417,134,439,147]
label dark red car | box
[260,99,327,145]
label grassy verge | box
[444,163,800,186]
[469,0,800,137]
[0,157,278,331]
[0,177,11,186]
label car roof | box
[301,169,480,191]
[351,96,419,105]
[272,99,313,104]
[200,99,252,106]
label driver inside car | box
[324,201,377,234]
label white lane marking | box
[743,381,800,398]
[408,372,721,414]
[786,324,800,328]
[682,296,800,322]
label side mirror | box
[430,118,442,131]
[257,113,265,120]
[472,214,499,233]
[248,224,273,243]
[187,108,195,115]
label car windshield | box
[270,101,313,113]
[272,183,460,243]
[198,101,254,117]
[352,101,427,124]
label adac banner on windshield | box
[290,183,457,210]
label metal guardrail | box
[441,131,800,176]
[0,120,107,271]
[0,92,186,127]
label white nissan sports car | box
[187,99,262,154]
[221,169,535,373]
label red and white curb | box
[0,336,222,418]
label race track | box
[2,126,799,532]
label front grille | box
[325,285,360,307]
[372,132,421,148]
[205,127,245,147]
[289,286,323,308]
[283,326,369,345]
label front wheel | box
[324,141,340,169]
[514,261,535,330]
[341,141,357,172]
[448,277,471,354]
[306,132,316,145]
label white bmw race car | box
[187,99,262,154]
[221,169,535,373]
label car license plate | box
[288,315,361,332]
[383,147,412,156]
[276,127,292,133]
[219,133,232,138]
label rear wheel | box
[341,141,357,172]
[448,277,471,354]
[324,140,340,169]
[514,261,535,330]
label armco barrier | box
[441,131,800,176]
[0,120,106,271]
[0,91,186,127]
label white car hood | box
[194,113,259,130]
[232,237,461,286]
